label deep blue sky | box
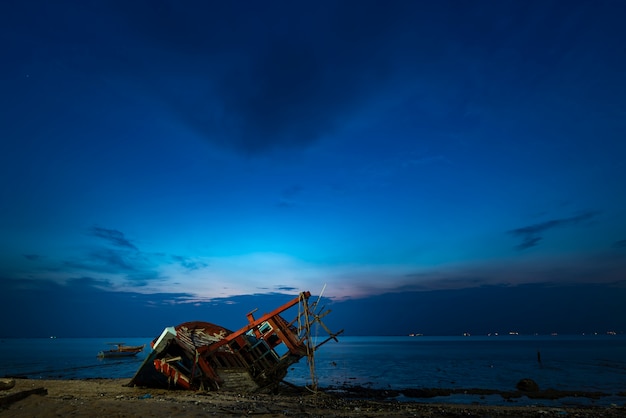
[1,1,625,337]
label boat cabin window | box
[259,322,272,334]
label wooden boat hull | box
[128,291,343,392]
[97,350,142,358]
[97,344,145,358]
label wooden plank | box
[0,387,48,407]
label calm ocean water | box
[1,335,625,407]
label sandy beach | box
[1,378,624,417]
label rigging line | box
[16,359,140,376]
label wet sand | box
[1,378,624,417]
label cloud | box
[326,283,626,336]
[508,211,598,250]
[8,244,626,311]
[65,248,151,275]
[0,276,317,337]
[276,185,303,208]
[88,248,139,272]
[116,2,429,156]
[90,226,137,250]
[23,254,42,261]
[128,246,626,302]
[612,239,626,248]
[171,255,208,271]
[66,276,114,289]
[11,227,214,291]
[140,1,590,156]
[56,227,165,286]
[275,285,298,292]
[514,236,543,250]
[6,1,620,160]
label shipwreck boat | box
[128,290,342,392]
[97,342,145,358]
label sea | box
[1,335,625,408]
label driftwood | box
[0,387,48,408]
[0,379,16,391]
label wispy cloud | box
[275,285,298,292]
[171,255,208,270]
[23,254,42,261]
[67,276,114,289]
[15,245,626,304]
[12,227,215,292]
[88,249,140,272]
[65,248,149,274]
[57,226,165,287]
[90,226,138,250]
[508,211,598,250]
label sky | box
[1,0,626,338]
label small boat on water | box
[97,342,145,358]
